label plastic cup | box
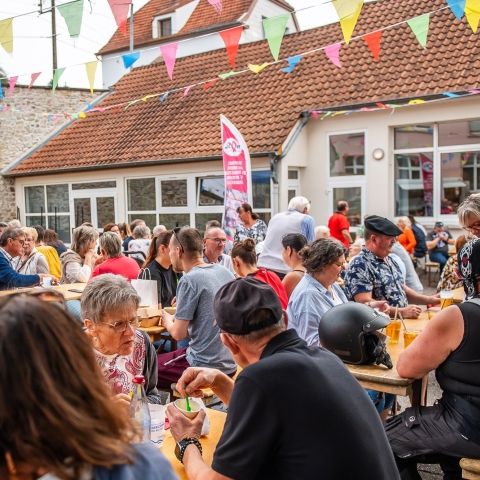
[174,397,202,419]
[403,330,420,348]
[440,290,454,310]
[385,319,401,344]
[42,277,52,288]
[149,404,166,445]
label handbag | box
[131,268,159,307]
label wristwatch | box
[175,437,202,463]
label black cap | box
[364,215,402,237]
[434,221,444,228]
[214,277,282,335]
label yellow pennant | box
[332,0,364,44]
[408,99,425,105]
[0,18,13,54]
[84,61,97,94]
[248,63,270,74]
[465,0,480,33]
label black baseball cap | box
[434,221,444,228]
[214,277,282,335]
[364,215,402,237]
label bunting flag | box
[122,51,140,69]
[248,63,269,74]
[263,14,289,61]
[332,0,364,44]
[0,18,13,54]
[108,0,131,35]
[0,86,3,100]
[203,79,218,91]
[8,76,17,97]
[281,55,302,73]
[159,92,169,102]
[407,13,430,48]
[362,30,382,60]
[57,0,84,38]
[219,26,243,69]
[207,0,223,14]
[324,43,342,68]
[85,61,97,94]
[159,42,178,80]
[52,67,66,92]
[219,70,241,80]
[183,85,192,97]
[29,72,41,89]
[465,0,480,32]
[447,0,466,19]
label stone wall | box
[0,85,105,220]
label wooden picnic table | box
[160,408,226,480]
[0,282,86,300]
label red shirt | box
[91,256,140,281]
[328,212,350,248]
[252,268,288,309]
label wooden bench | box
[424,260,440,286]
[461,458,480,479]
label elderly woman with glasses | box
[12,227,49,276]
[81,274,163,406]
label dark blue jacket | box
[0,250,39,290]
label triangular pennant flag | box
[108,0,131,35]
[0,18,13,54]
[281,55,302,73]
[407,13,430,48]
[52,67,66,92]
[248,63,269,74]
[444,92,460,98]
[0,86,3,100]
[203,79,218,91]
[324,43,342,68]
[332,0,364,44]
[219,26,243,69]
[207,0,222,14]
[408,99,425,105]
[447,0,466,19]
[218,70,241,80]
[465,0,480,32]
[183,85,192,97]
[263,15,289,61]
[8,76,17,97]
[159,42,178,80]
[159,92,169,103]
[85,61,97,94]
[362,30,382,60]
[57,0,84,38]
[122,51,140,69]
[29,72,41,89]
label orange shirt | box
[398,227,416,254]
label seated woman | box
[33,225,61,280]
[91,232,140,281]
[386,238,480,478]
[231,238,288,308]
[60,225,98,283]
[44,228,67,256]
[143,230,180,307]
[81,274,163,404]
[0,295,176,479]
[437,234,467,292]
[281,233,308,298]
[128,225,151,263]
[12,227,49,276]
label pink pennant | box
[29,72,41,89]
[108,0,131,35]
[324,43,342,68]
[207,0,222,13]
[159,42,178,80]
[183,85,192,97]
[8,76,18,97]
[219,26,243,69]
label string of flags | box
[0,0,479,113]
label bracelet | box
[175,437,202,464]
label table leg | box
[410,378,423,407]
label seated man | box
[166,277,400,480]
[386,239,480,479]
[426,221,454,272]
[158,227,236,388]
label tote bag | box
[131,268,159,307]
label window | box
[329,132,365,176]
[197,177,224,206]
[161,179,187,207]
[158,18,172,37]
[252,170,271,209]
[127,178,156,211]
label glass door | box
[72,188,117,230]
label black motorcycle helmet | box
[319,302,393,369]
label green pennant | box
[57,0,84,38]
[52,67,66,92]
[407,13,430,48]
[263,14,289,61]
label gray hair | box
[81,274,140,323]
[315,225,330,239]
[301,238,346,274]
[0,228,24,247]
[7,219,21,229]
[458,193,480,227]
[288,196,310,213]
[152,225,167,236]
[133,225,151,239]
[99,232,122,258]
[71,225,98,254]
[396,216,411,228]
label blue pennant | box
[281,55,302,74]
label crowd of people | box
[0,194,479,479]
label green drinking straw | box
[185,396,192,412]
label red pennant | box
[219,26,243,69]
[203,79,218,91]
[362,31,382,61]
[108,0,131,35]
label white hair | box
[152,225,167,236]
[396,216,411,228]
[7,219,21,229]
[315,225,330,239]
[288,196,310,213]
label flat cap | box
[364,215,402,237]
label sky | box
[0,0,339,89]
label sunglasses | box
[172,226,189,252]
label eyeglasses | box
[11,238,25,245]
[333,261,347,268]
[101,317,139,333]
[464,222,480,233]
[205,237,227,245]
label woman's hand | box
[84,249,98,268]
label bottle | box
[130,375,151,441]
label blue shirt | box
[0,249,39,290]
[344,247,408,307]
[287,273,348,346]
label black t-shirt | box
[212,330,400,480]
[143,260,180,307]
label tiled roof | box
[10,0,480,175]
[98,0,256,54]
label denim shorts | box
[367,389,396,413]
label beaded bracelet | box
[175,437,203,464]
